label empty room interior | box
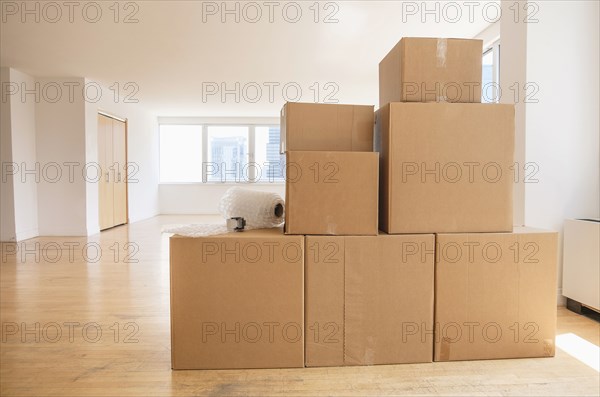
[0,1,599,396]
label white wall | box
[1,71,159,238]
[9,69,39,240]
[475,21,500,50]
[160,184,285,214]
[35,77,88,236]
[524,1,600,300]
[0,67,16,241]
[84,81,159,235]
[0,68,39,241]
[499,3,527,227]
[502,0,600,303]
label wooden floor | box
[1,215,598,397]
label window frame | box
[158,117,282,185]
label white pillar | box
[501,0,600,304]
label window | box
[482,40,500,103]
[206,126,249,182]
[254,126,285,182]
[159,122,284,183]
[159,125,203,183]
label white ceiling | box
[1,1,495,117]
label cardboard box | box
[280,102,374,153]
[434,228,558,361]
[379,37,483,105]
[376,102,514,234]
[285,151,379,235]
[170,228,304,369]
[305,233,435,366]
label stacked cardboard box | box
[280,102,374,152]
[379,37,483,104]
[170,229,304,369]
[434,228,557,361]
[376,102,514,234]
[281,102,434,366]
[305,233,434,366]
[169,36,558,370]
[285,150,378,235]
[377,37,514,234]
[281,102,378,236]
[377,37,556,361]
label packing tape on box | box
[436,38,447,68]
[162,187,285,237]
[439,337,452,361]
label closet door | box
[112,119,128,226]
[98,114,115,230]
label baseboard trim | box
[15,228,39,242]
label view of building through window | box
[482,40,500,103]
[159,124,283,183]
[255,126,285,182]
[207,126,249,182]
[482,50,494,89]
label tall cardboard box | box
[376,102,514,234]
[285,151,379,235]
[305,233,435,366]
[170,229,304,369]
[280,102,374,153]
[434,228,558,361]
[379,37,483,105]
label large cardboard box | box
[285,151,379,235]
[280,102,374,153]
[305,233,435,366]
[379,37,483,105]
[376,102,514,234]
[170,228,304,369]
[434,228,558,361]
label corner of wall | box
[9,68,39,241]
[83,99,101,235]
[35,76,87,236]
[0,67,16,241]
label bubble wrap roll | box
[218,187,284,228]
[162,187,284,237]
